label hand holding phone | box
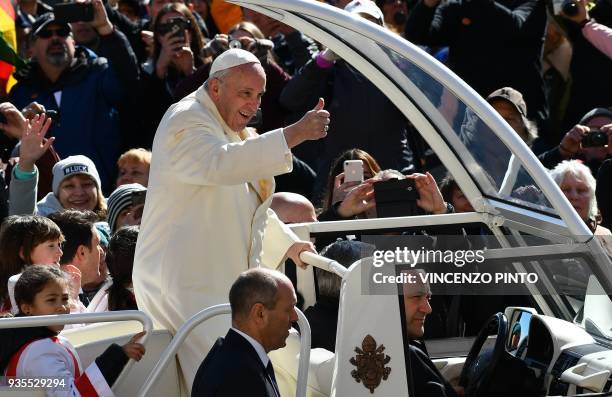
[53,2,95,23]
[343,160,364,183]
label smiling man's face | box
[209,63,266,132]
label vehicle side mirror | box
[504,307,536,355]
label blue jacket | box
[9,29,139,194]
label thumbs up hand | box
[283,97,331,149]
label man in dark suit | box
[192,268,298,396]
[402,270,463,397]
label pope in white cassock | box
[133,48,330,392]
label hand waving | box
[18,113,53,172]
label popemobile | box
[1,0,611,396]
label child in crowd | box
[106,226,139,311]
[0,215,64,312]
[0,265,146,396]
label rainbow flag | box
[0,0,16,96]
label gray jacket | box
[9,167,63,216]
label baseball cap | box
[344,0,384,25]
[486,87,527,118]
[31,13,71,37]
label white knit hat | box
[52,155,101,196]
[209,48,261,77]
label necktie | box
[266,361,280,397]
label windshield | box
[260,4,612,341]
[378,45,554,214]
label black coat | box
[405,0,548,128]
[561,0,612,131]
[279,59,412,193]
[192,329,279,397]
[408,343,459,397]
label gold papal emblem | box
[349,334,391,393]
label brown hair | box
[14,265,70,315]
[322,149,381,210]
[0,216,64,302]
[152,3,205,68]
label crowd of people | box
[0,0,611,395]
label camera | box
[373,178,420,218]
[581,129,608,148]
[53,3,94,23]
[562,0,579,16]
[157,17,190,40]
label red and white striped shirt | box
[4,336,115,397]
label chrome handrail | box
[136,303,311,397]
[0,310,152,392]
[300,251,348,278]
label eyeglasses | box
[37,26,71,39]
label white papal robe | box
[133,85,299,394]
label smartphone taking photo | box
[373,178,419,218]
[343,160,364,183]
[53,3,95,23]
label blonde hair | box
[117,148,152,168]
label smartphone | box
[53,3,95,23]
[131,190,146,207]
[344,160,364,183]
[373,178,419,218]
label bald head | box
[229,268,290,321]
[271,192,317,223]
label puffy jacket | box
[9,29,139,194]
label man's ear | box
[75,244,88,263]
[19,247,25,262]
[249,302,267,326]
[208,78,221,99]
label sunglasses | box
[37,26,71,39]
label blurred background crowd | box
[0,0,610,346]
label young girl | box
[0,215,64,312]
[0,265,146,396]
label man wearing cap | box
[487,87,538,147]
[539,107,612,172]
[9,0,139,193]
[134,48,330,391]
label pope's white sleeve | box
[261,208,301,268]
[166,122,292,185]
